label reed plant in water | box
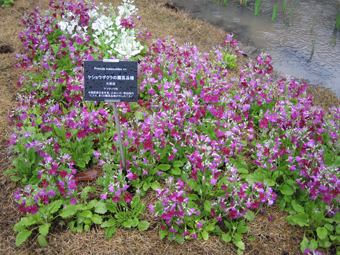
[310,38,316,59]
[255,0,261,16]
[311,21,315,32]
[335,10,340,29]
[272,2,279,21]
[282,0,288,12]
[289,1,294,24]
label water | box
[171,0,340,96]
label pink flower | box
[27,204,38,215]
[168,155,175,161]
[112,196,120,203]
[127,171,137,180]
[182,231,190,236]
[100,193,108,200]
[259,118,268,129]
[70,198,77,205]
[123,192,133,203]
[191,233,198,239]
[41,179,49,188]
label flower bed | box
[5,0,340,253]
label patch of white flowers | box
[58,0,143,60]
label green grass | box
[282,0,288,12]
[272,2,279,21]
[335,10,340,29]
[255,0,261,16]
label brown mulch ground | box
[0,0,338,254]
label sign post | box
[84,59,138,172]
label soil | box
[0,0,338,254]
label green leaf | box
[188,194,199,200]
[101,218,116,228]
[143,181,150,191]
[3,169,16,175]
[14,217,36,232]
[202,231,209,240]
[285,213,309,227]
[173,161,184,167]
[59,205,79,219]
[175,234,185,244]
[105,203,117,213]
[324,223,334,232]
[336,225,340,234]
[131,218,139,227]
[87,200,98,209]
[11,176,22,181]
[316,227,328,239]
[48,200,63,214]
[237,222,250,234]
[138,221,150,231]
[222,233,231,242]
[157,164,171,171]
[248,236,256,240]
[300,234,309,252]
[333,212,340,223]
[134,111,145,120]
[79,210,92,218]
[318,236,332,248]
[233,238,245,250]
[39,223,51,237]
[279,184,294,195]
[68,220,76,232]
[204,200,211,213]
[170,167,181,175]
[84,224,90,232]
[37,235,48,247]
[105,226,117,239]
[159,229,168,240]
[308,239,318,250]
[244,210,255,222]
[205,224,215,232]
[81,186,96,200]
[187,179,196,189]
[91,214,103,225]
[292,200,305,214]
[237,168,249,174]
[94,201,107,214]
[151,181,161,190]
[16,229,32,246]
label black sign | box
[84,60,138,102]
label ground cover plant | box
[3,0,340,254]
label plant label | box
[84,60,138,102]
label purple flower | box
[20,112,27,121]
[100,193,108,200]
[197,222,203,229]
[182,231,190,236]
[169,228,176,233]
[94,150,101,159]
[46,190,55,197]
[70,198,77,205]
[191,233,198,239]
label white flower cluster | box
[112,29,144,59]
[57,0,143,59]
[90,0,142,59]
[58,11,88,40]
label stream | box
[171,0,340,96]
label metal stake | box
[107,100,126,171]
